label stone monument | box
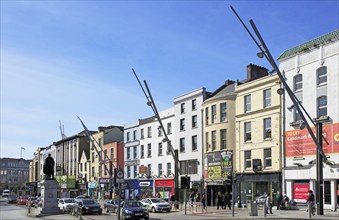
[37,154,63,216]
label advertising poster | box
[207,150,233,179]
[293,183,310,202]
[285,123,339,157]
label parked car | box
[140,198,171,213]
[71,198,102,216]
[117,200,149,220]
[254,194,267,206]
[104,199,119,213]
[16,195,29,205]
[58,198,75,213]
[2,189,10,198]
[7,195,17,204]
[26,196,38,207]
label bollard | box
[263,202,267,218]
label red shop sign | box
[155,180,174,187]
[294,183,309,200]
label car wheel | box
[152,207,156,213]
[98,211,102,215]
[63,207,66,213]
[167,209,170,212]
[144,218,149,220]
[106,207,109,213]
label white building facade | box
[279,30,339,210]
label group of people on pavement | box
[216,191,232,210]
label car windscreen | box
[150,198,164,203]
[65,199,75,203]
[125,201,142,207]
[83,200,96,205]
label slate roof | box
[278,29,339,61]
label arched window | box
[293,74,303,92]
[317,96,327,118]
[317,66,327,86]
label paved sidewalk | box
[171,205,339,219]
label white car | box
[58,198,75,213]
[140,198,171,213]
[2,189,10,198]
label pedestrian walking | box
[216,191,222,210]
[201,194,206,209]
[276,191,282,210]
[306,190,315,216]
[266,193,273,214]
[224,192,231,210]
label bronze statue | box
[43,154,55,179]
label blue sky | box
[1,0,338,160]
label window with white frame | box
[141,145,144,158]
[148,164,151,177]
[192,135,197,151]
[264,148,272,168]
[205,107,209,125]
[211,130,216,151]
[167,162,171,176]
[244,150,251,169]
[147,126,152,138]
[317,66,327,86]
[220,102,227,122]
[181,103,185,114]
[158,127,162,137]
[133,130,137,140]
[192,99,197,111]
[133,165,137,178]
[317,96,327,118]
[110,148,114,160]
[140,129,144,139]
[167,123,172,134]
[180,118,185,131]
[294,102,303,121]
[127,147,130,160]
[127,166,131,178]
[180,138,185,152]
[220,129,227,150]
[192,115,197,128]
[158,143,163,156]
[147,144,151,158]
[205,132,209,150]
[294,74,303,92]
[244,95,251,112]
[244,122,251,142]
[211,105,216,123]
[133,146,137,159]
[127,132,130,142]
[158,163,163,177]
[263,89,271,108]
[264,118,272,139]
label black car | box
[104,199,119,213]
[117,200,149,220]
[7,195,17,204]
[71,198,102,216]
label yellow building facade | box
[235,70,282,206]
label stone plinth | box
[37,179,63,216]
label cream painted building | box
[202,80,236,206]
[235,64,282,206]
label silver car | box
[140,198,171,213]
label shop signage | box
[293,183,309,201]
[99,178,110,184]
[140,182,150,187]
[285,123,339,157]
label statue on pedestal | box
[43,154,55,179]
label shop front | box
[139,180,154,199]
[88,181,97,198]
[55,175,77,198]
[155,179,174,200]
[124,179,139,200]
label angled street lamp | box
[230,5,329,215]
[132,69,180,203]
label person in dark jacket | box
[306,190,315,215]
[224,192,231,210]
[216,191,222,210]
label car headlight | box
[125,210,132,214]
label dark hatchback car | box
[8,195,17,204]
[71,198,102,216]
[117,200,149,220]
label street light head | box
[257,52,265,58]
[146,101,152,106]
[277,88,284,95]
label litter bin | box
[247,201,258,216]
